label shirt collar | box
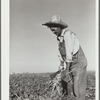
[61,28,68,36]
[57,28,67,42]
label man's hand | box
[59,60,64,71]
[60,60,64,66]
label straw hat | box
[42,15,68,29]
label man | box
[42,15,87,100]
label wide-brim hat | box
[42,15,68,29]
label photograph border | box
[1,0,99,100]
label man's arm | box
[57,42,65,68]
[58,55,65,70]
[64,31,73,70]
[64,30,79,70]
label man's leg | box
[73,67,87,100]
[78,67,87,100]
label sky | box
[10,0,96,73]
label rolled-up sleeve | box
[64,30,79,62]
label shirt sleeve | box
[64,30,79,62]
[57,42,65,66]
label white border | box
[1,0,99,100]
[1,0,9,100]
[95,0,99,100]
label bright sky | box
[10,0,96,73]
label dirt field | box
[10,71,95,100]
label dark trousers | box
[70,55,87,100]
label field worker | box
[42,15,87,100]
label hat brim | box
[42,21,68,29]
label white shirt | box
[57,29,79,63]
